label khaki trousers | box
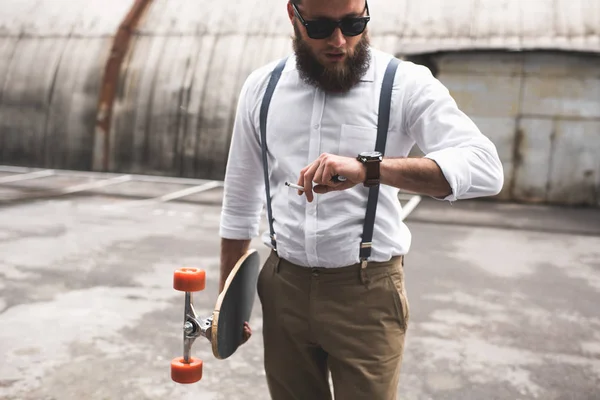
[257,251,410,400]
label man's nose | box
[327,26,346,48]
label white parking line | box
[155,181,223,202]
[400,195,422,221]
[0,165,221,187]
[0,165,35,173]
[106,181,223,209]
[0,175,132,202]
[0,170,55,184]
[54,175,133,195]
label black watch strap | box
[357,153,382,187]
[365,161,380,187]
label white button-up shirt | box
[219,47,504,268]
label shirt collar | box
[360,52,375,82]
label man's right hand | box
[242,322,252,344]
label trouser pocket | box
[257,251,278,302]
[387,270,410,331]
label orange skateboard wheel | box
[171,357,203,384]
[173,268,206,292]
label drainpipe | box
[94,0,153,171]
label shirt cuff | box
[219,212,261,240]
[424,148,471,202]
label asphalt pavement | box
[0,170,599,400]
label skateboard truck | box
[170,268,207,384]
[182,293,213,361]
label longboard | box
[170,249,261,384]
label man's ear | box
[287,2,295,23]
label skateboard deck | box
[170,249,261,384]
[212,249,260,359]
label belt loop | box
[274,251,281,273]
[359,258,370,286]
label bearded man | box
[218,1,504,399]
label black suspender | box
[359,57,400,267]
[259,57,401,265]
[259,57,288,251]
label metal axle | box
[182,292,212,363]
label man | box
[219,0,504,399]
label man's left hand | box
[296,153,365,202]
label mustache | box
[292,30,371,93]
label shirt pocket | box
[338,124,377,158]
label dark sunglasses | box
[292,2,371,40]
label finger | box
[303,163,320,202]
[242,323,252,343]
[296,169,306,196]
[314,181,354,194]
[313,162,327,185]
[313,185,331,194]
[322,163,340,187]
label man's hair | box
[290,0,301,4]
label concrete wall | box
[424,52,600,207]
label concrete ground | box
[0,168,599,400]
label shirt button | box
[313,124,320,129]
[311,269,319,277]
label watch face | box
[359,151,382,160]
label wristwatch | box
[356,151,383,187]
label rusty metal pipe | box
[94,0,153,171]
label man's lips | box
[325,52,345,60]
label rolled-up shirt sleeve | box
[219,74,266,239]
[403,64,504,201]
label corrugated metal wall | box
[430,52,600,207]
[105,0,293,179]
[0,0,136,171]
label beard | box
[292,24,371,94]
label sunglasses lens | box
[306,21,337,39]
[341,18,368,36]
[306,18,368,39]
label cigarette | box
[285,182,305,192]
